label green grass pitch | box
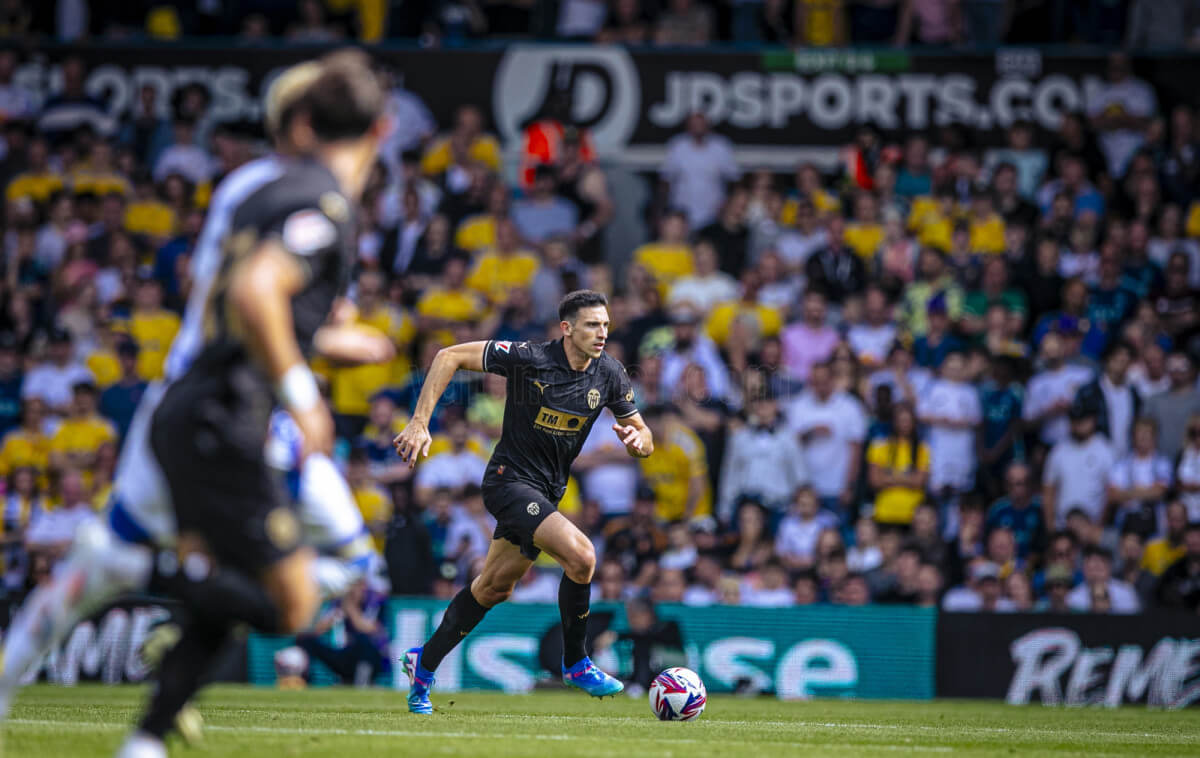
[5,684,1200,757]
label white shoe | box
[114,732,167,758]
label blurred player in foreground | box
[0,58,392,749]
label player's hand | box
[292,404,334,459]
[613,422,649,457]
[394,421,433,467]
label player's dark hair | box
[294,50,384,143]
[558,289,608,323]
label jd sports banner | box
[938,612,1200,707]
[16,45,1200,153]
[247,598,936,699]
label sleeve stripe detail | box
[482,340,491,372]
[615,409,639,419]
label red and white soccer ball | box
[649,667,707,721]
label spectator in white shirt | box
[717,392,806,520]
[740,561,795,607]
[576,408,639,517]
[152,117,216,185]
[1073,340,1139,457]
[413,416,488,505]
[20,327,94,414]
[941,561,1017,612]
[659,306,731,401]
[1043,403,1118,528]
[918,351,982,499]
[1177,413,1200,520]
[660,112,740,229]
[667,239,739,314]
[24,468,95,562]
[775,486,838,571]
[786,361,867,512]
[869,342,934,408]
[1086,52,1158,179]
[1066,545,1141,614]
[1107,417,1172,535]
[1023,332,1094,447]
[682,555,723,606]
[847,517,884,573]
[774,196,828,271]
[847,286,898,368]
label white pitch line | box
[4,718,957,753]
[487,713,1197,742]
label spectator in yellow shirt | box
[908,187,959,253]
[347,447,393,553]
[329,271,417,420]
[84,319,123,389]
[416,253,487,344]
[117,273,180,380]
[1143,501,1188,575]
[781,162,842,225]
[844,190,885,260]
[6,137,63,206]
[69,141,131,198]
[420,105,502,178]
[49,381,116,474]
[634,210,695,296]
[465,219,540,304]
[0,398,50,479]
[3,465,45,540]
[123,170,176,241]
[638,404,712,521]
[866,403,931,526]
[967,190,1007,255]
[454,180,510,253]
[705,269,783,350]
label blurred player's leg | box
[0,520,152,718]
[404,538,531,714]
[117,617,229,758]
[534,513,622,698]
[297,452,377,600]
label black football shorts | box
[481,474,557,561]
[150,375,301,574]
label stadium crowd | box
[1,44,1200,621]
[4,0,1200,49]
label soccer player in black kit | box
[116,51,387,758]
[393,290,654,713]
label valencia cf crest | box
[587,388,600,409]
[319,191,349,222]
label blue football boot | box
[402,647,435,715]
[562,656,624,697]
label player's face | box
[565,305,610,359]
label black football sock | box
[559,575,591,669]
[138,619,229,739]
[149,550,284,633]
[420,586,490,672]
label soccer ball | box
[649,667,707,721]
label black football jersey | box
[482,338,638,500]
[167,158,354,429]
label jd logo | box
[493,46,639,154]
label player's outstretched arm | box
[312,323,395,365]
[393,341,487,466]
[613,412,654,458]
[229,241,332,458]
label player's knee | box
[564,540,595,584]
[473,576,515,607]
